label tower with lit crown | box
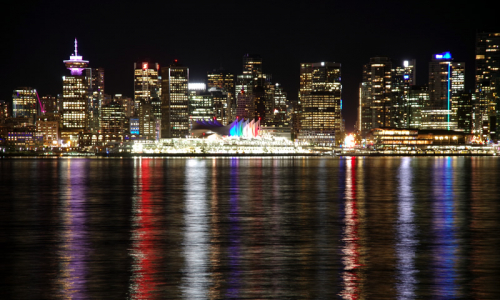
[61,39,90,144]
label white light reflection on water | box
[396,157,417,299]
[182,159,209,299]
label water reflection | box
[340,157,361,299]
[58,159,89,299]
[396,157,417,299]
[432,157,459,298]
[182,159,209,299]
[130,158,165,298]
[227,158,242,299]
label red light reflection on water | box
[130,158,161,299]
[340,157,361,300]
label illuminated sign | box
[143,63,148,70]
[435,52,452,59]
[404,75,410,80]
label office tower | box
[264,82,288,127]
[41,95,58,114]
[61,38,89,144]
[101,101,124,134]
[405,85,428,129]
[391,60,416,128]
[236,87,255,119]
[475,32,500,139]
[207,69,235,123]
[134,62,160,102]
[161,60,189,138]
[138,102,156,139]
[87,67,105,132]
[427,52,464,129]
[188,84,214,123]
[359,57,392,136]
[12,87,38,120]
[297,62,342,146]
[456,93,473,133]
[134,62,161,123]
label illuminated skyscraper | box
[12,87,38,120]
[475,32,500,139]
[297,62,342,146]
[134,62,160,102]
[87,67,104,132]
[391,60,416,128]
[236,87,255,119]
[207,69,235,123]
[426,52,464,130]
[161,60,189,138]
[62,39,89,143]
[359,57,392,136]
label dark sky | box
[2,0,497,131]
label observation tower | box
[63,38,89,75]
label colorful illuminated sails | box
[229,118,260,138]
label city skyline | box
[2,1,498,131]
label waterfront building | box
[62,39,90,144]
[427,52,464,130]
[391,60,416,128]
[12,87,37,121]
[457,93,473,133]
[297,62,342,146]
[359,57,392,136]
[188,83,214,125]
[475,32,500,140]
[160,60,189,138]
[36,113,60,147]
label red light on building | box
[143,63,148,70]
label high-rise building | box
[428,52,464,130]
[62,39,89,143]
[87,67,105,132]
[161,60,189,138]
[236,87,255,120]
[475,32,500,139]
[359,57,392,136]
[12,87,37,120]
[188,84,214,124]
[297,62,342,146]
[207,69,235,123]
[134,62,159,103]
[391,60,416,128]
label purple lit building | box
[61,39,90,144]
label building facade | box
[297,62,342,146]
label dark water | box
[1,156,500,299]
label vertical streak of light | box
[432,157,458,298]
[130,158,161,299]
[58,159,88,299]
[396,157,417,299]
[209,158,222,300]
[182,159,209,299]
[340,157,361,300]
[227,158,241,299]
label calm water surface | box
[1,156,500,299]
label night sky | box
[2,0,497,132]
